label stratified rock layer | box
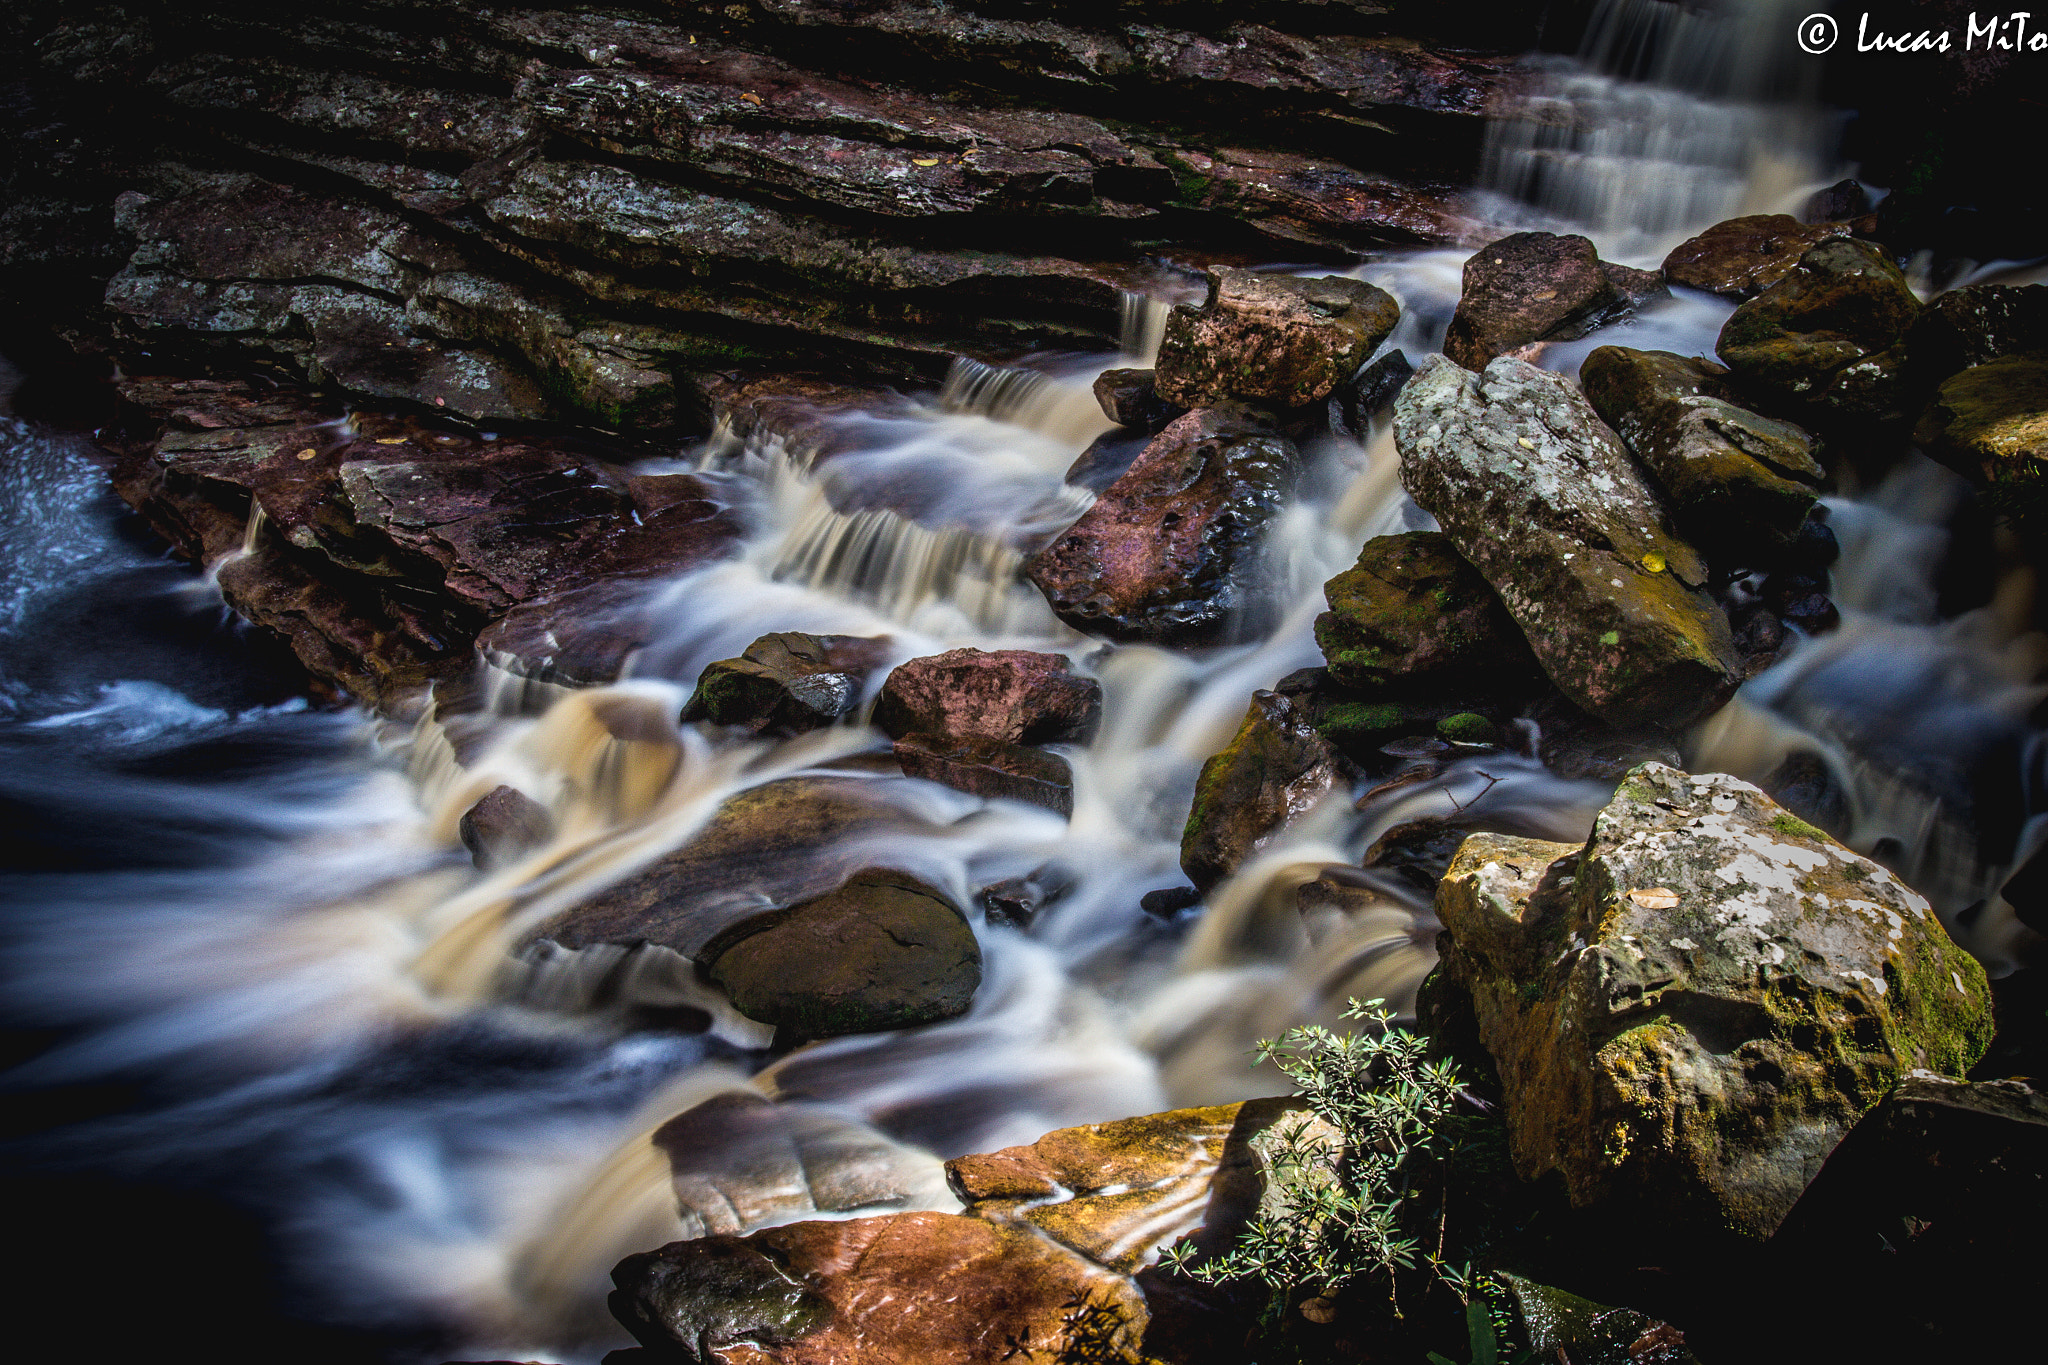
[1432,763,1993,1238]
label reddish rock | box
[872,648,1100,746]
[1092,368,1183,432]
[612,1212,1151,1365]
[1153,268,1400,408]
[1443,232,1665,371]
[892,733,1074,817]
[1662,214,1853,300]
[1026,405,1299,647]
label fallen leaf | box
[1516,436,1535,449]
[295,448,316,461]
[374,437,407,445]
[1641,550,1667,573]
[435,397,446,406]
[1534,287,1557,300]
[739,92,762,105]
[911,157,939,166]
[1628,888,1681,910]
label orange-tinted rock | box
[1662,214,1852,299]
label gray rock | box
[1394,355,1740,730]
[1432,763,1994,1238]
[458,785,554,870]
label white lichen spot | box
[1670,937,1697,950]
[1842,968,1888,996]
[1953,971,1967,995]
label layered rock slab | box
[1393,355,1739,730]
[1431,763,1993,1238]
[1152,268,1399,408]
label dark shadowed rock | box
[1181,691,1338,893]
[1579,346,1822,556]
[1314,530,1538,694]
[1717,238,1922,415]
[1153,268,1400,408]
[458,785,554,871]
[1027,405,1298,647]
[1443,232,1664,371]
[684,632,892,736]
[872,648,1099,745]
[1327,348,1414,442]
[892,733,1074,817]
[703,869,981,1038]
[978,864,1076,931]
[1433,764,1993,1238]
[1661,214,1852,299]
[1394,355,1739,730]
[1801,180,1871,225]
[1092,368,1184,432]
[1904,283,2048,378]
[1912,352,2048,484]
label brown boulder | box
[1716,238,1922,413]
[1027,405,1299,647]
[684,632,892,736]
[1153,268,1399,408]
[1443,232,1665,371]
[457,785,554,871]
[1313,531,1537,694]
[872,648,1099,746]
[702,869,981,1039]
[1912,351,2048,484]
[1661,214,1852,299]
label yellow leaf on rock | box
[1628,888,1681,910]
[295,448,316,461]
[911,158,940,166]
[374,437,407,445]
[739,92,762,105]
[1641,551,1666,573]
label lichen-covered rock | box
[1717,239,1922,414]
[1660,214,1852,299]
[872,648,1099,746]
[1443,232,1665,371]
[1579,346,1822,556]
[1027,404,1299,647]
[1314,531,1537,693]
[1152,268,1399,408]
[1432,763,1993,1238]
[1912,351,2048,484]
[684,632,892,736]
[1394,355,1739,730]
[892,732,1074,817]
[703,869,981,1038]
[1180,691,1338,893]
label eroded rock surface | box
[1432,763,1993,1238]
[893,733,1075,817]
[873,648,1100,746]
[683,632,892,736]
[1394,355,1739,730]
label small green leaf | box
[1468,1299,1498,1365]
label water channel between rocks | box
[2,2,2043,1362]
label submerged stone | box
[892,732,1075,817]
[683,632,891,736]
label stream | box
[2,2,2041,1362]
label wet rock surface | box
[1394,355,1740,730]
[1152,268,1400,408]
[1433,764,1993,1238]
[1314,530,1538,694]
[873,648,1099,746]
[1027,404,1299,647]
[1579,346,1822,557]
[1660,214,1853,300]
[683,632,892,737]
[892,732,1075,817]
[704,869,981,1039]
[109,376,740,709]
[1442,232,1665,371]
[457,785,554,872]
[1913,351,2048,484]
[1181,690,1338,893]
[1716,238,1922,420]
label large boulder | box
[1660,214,1853,300]
[1912,351,2048,484]
[1152,269,1399,409]
[872,648,1100,746]
[1716,239,1922,418]
[1579,346,1823,557]
[1443,232,1665,371]
[1026,405,1299,647]
[1902,283,2048,378]
[1431,763,1994,1238]
[683,632,892,737]
[1393,355,1740,731]
[1180,691,1339,893]
[1313,531,1538,693]
[702,870,982,1039]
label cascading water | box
[3,6,2040,1363]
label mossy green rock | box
[1432,763,1992,1239]
[1717,238,1921,411]
[1912,350,2048,484]
[1314,531,1536,693]
[1180,691,1338,892]
[1394,355,1739,731]
[683,631,890,736]
[1579,346,1821,556]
